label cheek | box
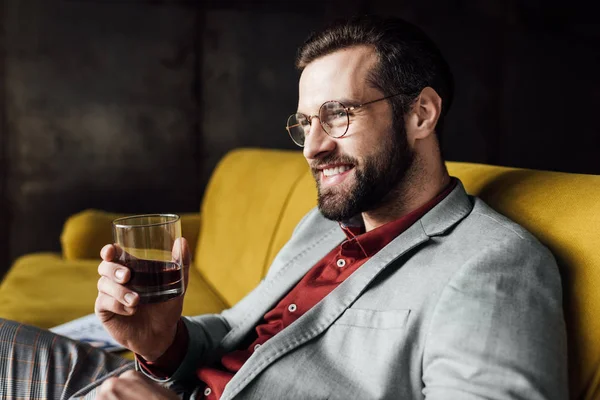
[353,130,392,159]
[340,112,394,157]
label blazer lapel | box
[222,181,474,400]
[221,222,430,400]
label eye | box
[325,105,347,120]
[332,109,346,118]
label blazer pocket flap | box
[335,309,410,329]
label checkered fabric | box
[0,318,134,399]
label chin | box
[317,194,358,222]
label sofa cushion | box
[0,253,227,330]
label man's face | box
[298,46,414,222]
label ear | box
[405,87,442,144]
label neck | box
[361,155,451,232]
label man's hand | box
[97,370,180,399]
[95,238,191,361]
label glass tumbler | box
[112,214,185,304]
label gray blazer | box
[147,181,568,399]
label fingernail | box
[124,293,135,305]
[115,269,125,281]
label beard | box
[313,127,415,222]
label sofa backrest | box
[196,148,600,400]
[195,149,314,306]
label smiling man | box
[0,15,567,400]
[296,45,436,230]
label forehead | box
[298,46,379,112]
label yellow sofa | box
[0,148,598,399]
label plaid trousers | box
[0,318,135,399]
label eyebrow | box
[337,97,362,107]
[296,97,362,114]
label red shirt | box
[140,179,456,398]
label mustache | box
[310,154,358,171]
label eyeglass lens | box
[286,101,349,146]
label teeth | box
[323,165,351,177]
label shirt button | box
[204,387,212,396]
[288,303,297,313]
[254,343,261,351]
[336,259,346,268]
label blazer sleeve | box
[141,272,276,385]
[421,236,568,400]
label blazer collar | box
[420,179,473,236]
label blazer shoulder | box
[466,197,553,255]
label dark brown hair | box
[296,15,454,137]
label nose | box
[303,116,336,160]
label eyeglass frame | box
[285,92,405,147]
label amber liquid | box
[124,259,184,304]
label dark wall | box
[1,0,201,275]
[0,0,8,278]
[199,0,600,175]
[1,0,599,277]
[198,6,360,189]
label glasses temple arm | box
[354,92,406,108]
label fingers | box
[96,259,139,317]
[98,260,131,284]
[97,376,120,400]
[94,293,137,321]
[118,369,142,379]
[95,291,136,318]
[100,244,123,262]
[98,371,179,400]
[97,276,139,308]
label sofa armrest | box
[60,209,201,261]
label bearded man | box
[0,15,567,400]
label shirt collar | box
[338,177,458,258]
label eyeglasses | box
[285,93,403,147]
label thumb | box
[172,237,191,268]
[173,237,191,292]
[94,297,117,324]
